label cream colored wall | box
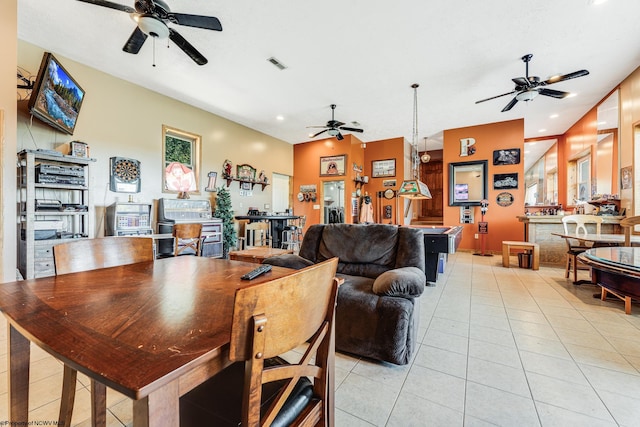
[17,41,293,237]
[0,0,18,282]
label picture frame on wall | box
[493,173,518,190]
[372,159,396,178]
[320,155,346,176]
[493,148,521,165]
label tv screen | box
[28,52,85,135]
[454,183,469,200]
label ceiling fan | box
[475,54,589,112]
[76,0,222,66]
[307,104,364,141]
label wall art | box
[493,148,521,165]
[493,173,518,190]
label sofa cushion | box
[316,224,398,278]
[372,267,426,298]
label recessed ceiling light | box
[550,114,559,119]
[539,129,547,133]
[566,93,578,98]
[588,0,608,5]
[276,115,284,121]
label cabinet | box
[18,149,95,279]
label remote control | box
[241,264,273,280]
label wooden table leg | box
[91,380,107,427]
[133,380,180,427]
[8,324,30,424]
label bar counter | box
[517,215,624,265]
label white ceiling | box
[16,0,640,154]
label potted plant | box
[213,186,236,258]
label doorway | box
[271,173,291,213]
[420,159,443,222]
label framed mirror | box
[449,160,488,206]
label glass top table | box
[579,247,640,277]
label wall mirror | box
[449,160,488,206]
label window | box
[162,125,201,194]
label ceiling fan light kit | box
[307,104,364,141]
[76,0,223,66]
[475,53,589,112]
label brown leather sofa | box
[264,223,426,365]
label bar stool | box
[281,216,305,252]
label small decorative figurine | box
[223,159,232,178]
[258,170,268,183]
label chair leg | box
[58,365,77,427]
[91,380,107,427]
[573,255,578,283]
[565,255,571,279]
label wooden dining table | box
[551,232,640,246]
[0,256,296,426]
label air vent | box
[267,57,287,70]
[351,121,361,127]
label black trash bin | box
[518,251,532,269]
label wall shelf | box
[224,176,269,191]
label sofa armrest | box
[262,254,315,270]
[372,267,426,298]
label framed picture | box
[621,166,632,190]
[236,164,257,181]
[493,148,521,165]
[205,171,217,192]
[372,159,396,178]
[493,173,518,190]
[383,179,396,187]
[320,155,346,176]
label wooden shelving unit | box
[223,176,269,191]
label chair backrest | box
[561,214,603,236]
[245,221,270,247]
[53,236,154,275]
[173,223,203,256]
[229,257,339,426]
[620,215,640,247]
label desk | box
[579,247,640,314]
[235,215,300,248]
[0,257,297,426]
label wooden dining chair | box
[620,215,640,247]
[53,236,155,427]
[238,221,271,249]
[173,223,203,256]
[180,257,340,427]
[561,214,603,283]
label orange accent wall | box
[443,119,525,252]
[292,135,406,229]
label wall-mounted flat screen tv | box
[27,52,85,135]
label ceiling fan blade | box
[475,91,516,104]
[544,69,589,85]
[312,129,328,138]
[135,0,155,14]
[339,126,364,133]
[123,26,148,54]
[501,97,519,112]
[169,28,207,65]
[306,126,328,129]
[336,132,344,141]
[538,88,569,99]
[170,13,223,31]
[76,0,135,13]
[512,77,529,86]
[327,120,345,128]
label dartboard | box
[112,158,140,182]
[110,157,141,193]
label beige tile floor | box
[2,251,640,426]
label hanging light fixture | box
[421,137,431,163]
[399,84,432,200]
